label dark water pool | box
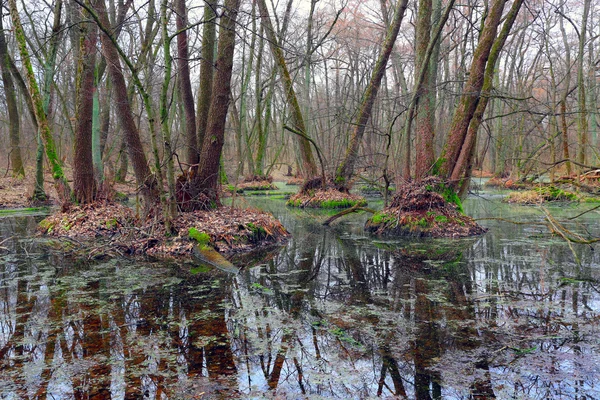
[1,195,599,398]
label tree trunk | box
[0,8,24,177]
[576,0,590,167]
[94,0,158,206]
[73,3,98,204]
[175,0,198,169]
[413,0,434,179]
[451,0,524,192]
[558,8,572,175]
[195,0,241,204]
[335,0,409,187]
[196,1,217,166]
[256,0,318,178]
[8,0,71,204]
[438,0,508,182]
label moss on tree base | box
[38,202,289,258]
[365,178,486,238]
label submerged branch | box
[323,204,376,226]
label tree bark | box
[438,0,508,181]
[8,0,72,204]
[0,8,24,177]
[256,0,318,178]
[576,0,590,167]
[451,0,524,192]
[414,0,434,179]
[73,2,98,204]
[94,0,158,206]
[195,0,241,204]
[175,0,198,169]
[335,0,409,187]
[196,1,216,166]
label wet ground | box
[1,192,599,398]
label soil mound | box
[287,177,366,208]
[365,177,486,238]
[237,175,278,191]
[38,202,289,258]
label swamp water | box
[0,194,599,399]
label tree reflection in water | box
[1,206,600,398]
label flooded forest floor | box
[1,175,600,398]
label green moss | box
[0,207,46,216]
[441,186,463,213]
[246,222,267,242]
[190,264,212,274]
[581,196,600,203]
[189,228,211,248]
[320,198,365,209]
[105,218,118,229]
[434,215,449,223]
[534,186,577,201]
[415,217,430,228]
[38,218,55,233]
[370,212,389,224]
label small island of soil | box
[365,177,487,238]
[287,177,367,208]
[38,202,289,258]
[236,175,279,191]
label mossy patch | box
[504,186,579,205]
[189,228,211,248]
[287,189,367,209]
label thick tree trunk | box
[175,0,198,169]
[73,5,98,204]
[0,10,24,177]
[256,0,318,178]
[94,0,158,206]
[414,0,434,179]
[438,0,507,181]
[335,0,408,187]
[196,1,216,165]
[195,0,241,204]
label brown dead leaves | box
[38,202,289,258]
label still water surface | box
[1,195,599,398]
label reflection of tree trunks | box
[267,332,291,389]
[470,357,496,399]
[378,342,407,397]
[413,278,441,400]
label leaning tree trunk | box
[73,2,98,204]
[451,0,524,196]
[0,9,24,177]
[334,0,409,187]
[93,0,158,206]
[194,0,241,204]
[256,0,318,178]
[8,0,71,204]
[437,0,508,183]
